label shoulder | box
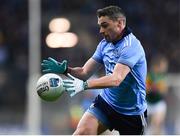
[124,33,139,45]
[98,39,107,46]
[97,39,108,50]
[121,33,143,51]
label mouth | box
[103,35,110,41]
[102,34,108,39]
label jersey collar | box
[112,26,132,45]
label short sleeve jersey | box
[92,27,147,115]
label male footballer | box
[42,5,147,135]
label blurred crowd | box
[0,0,179,134]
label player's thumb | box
[62,60,68,70]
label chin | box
[105,38,112,42]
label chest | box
[102,45,123,73]
[102,45,122,64]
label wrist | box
[63,67,68,74]
[83,81,88,90]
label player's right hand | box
[41,57,68,74]
[63,73,88,97]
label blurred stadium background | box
[0,0,179,134]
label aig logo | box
[49,78,59,87]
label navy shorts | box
[87,95,147,135]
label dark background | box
[0,0,179,134]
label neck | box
[112,26,131,45]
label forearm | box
[86,63,130,89]
[63,73,123,97]
[67,67,89,81]
[87,74,123,89]
[63,63,130,97]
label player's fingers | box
[63,84,74,88]
[42,69,51,73]
[42,60,53,65]
[48,57,58,64]
[42,59,49,63]
[61,60,67,69]
[70,92,76,97]
[66,88,75,92]
[41,63,50,68]
[63,80,73,84]
[66,90,75,97]
[62,60,67,65]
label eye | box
[101,24,108,28]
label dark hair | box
[97,5,126,21]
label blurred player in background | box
[41,5,147,135]
[146,55,169,134]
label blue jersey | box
[92,27,147,115]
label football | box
[36,73,65,101]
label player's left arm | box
[87,63,130,89]
[63,63,130,97]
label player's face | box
[98,16,125,42]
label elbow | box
[82,76,89,81]
[112,76,123,87]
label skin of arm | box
[67,58,103,81]
[87,63,130,89]
[67,58,130,90]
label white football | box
[36,73,65,101]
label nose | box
[99,27,105,34]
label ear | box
[117,18,125,27]
[116,19,122,29]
